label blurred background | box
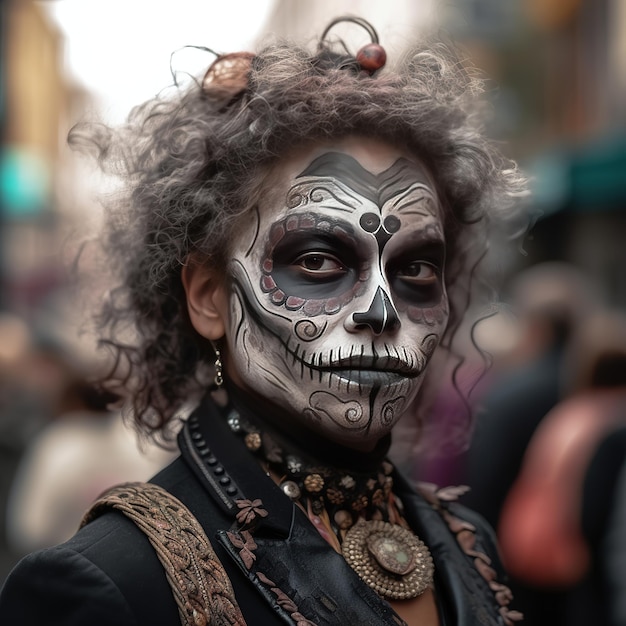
[1,0,625,622]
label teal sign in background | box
[0,147,50,217]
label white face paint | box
[223,139,449,450]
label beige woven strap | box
[81,482,246,626]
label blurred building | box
[0,0,91,323]
[0,0,92,581]
[448,0,626,307]
[263,0,437,56]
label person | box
[583,424,626,626]
[593,425,626,626]
[0,16,527,625]
[463,262,597,531]
[6,392,176,555]
[497,310,626,626]
[461,264,599,625]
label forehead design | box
[296,152,433,206]
[294,152,437,255]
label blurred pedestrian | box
[499,310,626,625]
[463,262,597,528]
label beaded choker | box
[227,405,396,522]
[223,402,435,600]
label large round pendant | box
[342,519,434,600]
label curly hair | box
[70,20,528,440]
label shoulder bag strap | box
[81,481,246,626]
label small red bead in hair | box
[356,43,387,74]
[320,16,387,75]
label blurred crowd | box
[0,312,177,583]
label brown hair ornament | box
[320,15,387,74]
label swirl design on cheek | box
[294,319,327,342]
[308,391,366,429]
[345,404,364,423]
[421,333,439,360]
[381,397,407,426]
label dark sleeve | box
[581,425,626,546]
[0,511,180,626]
[0,546,137,626]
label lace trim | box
[81,482,246,626]
[416,483,524,625]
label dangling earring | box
[214,348,224,388]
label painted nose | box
[349,286,401,335]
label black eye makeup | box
[395,261,438,285]
[270,230,361,299]
[386,241,445,306]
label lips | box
[326,368,411,386]
[293,351,422,380]
[332,355,417,374]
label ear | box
[181,258,228,341]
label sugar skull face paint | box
[222,139,449,450]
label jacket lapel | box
[216,507,406,625]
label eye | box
[292,251,347,279]
[395,261,438,285]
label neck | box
[225,381,391,473]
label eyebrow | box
[296,152,433,207]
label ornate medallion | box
[342,519,434,600]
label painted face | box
[223,139,449,449]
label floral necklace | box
[223,402,435,600]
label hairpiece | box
[202,51,255,100]
[320,16,387,75]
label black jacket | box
[0,396,516,625]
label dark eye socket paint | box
[386,241,445,306]
[271,231,360,298]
